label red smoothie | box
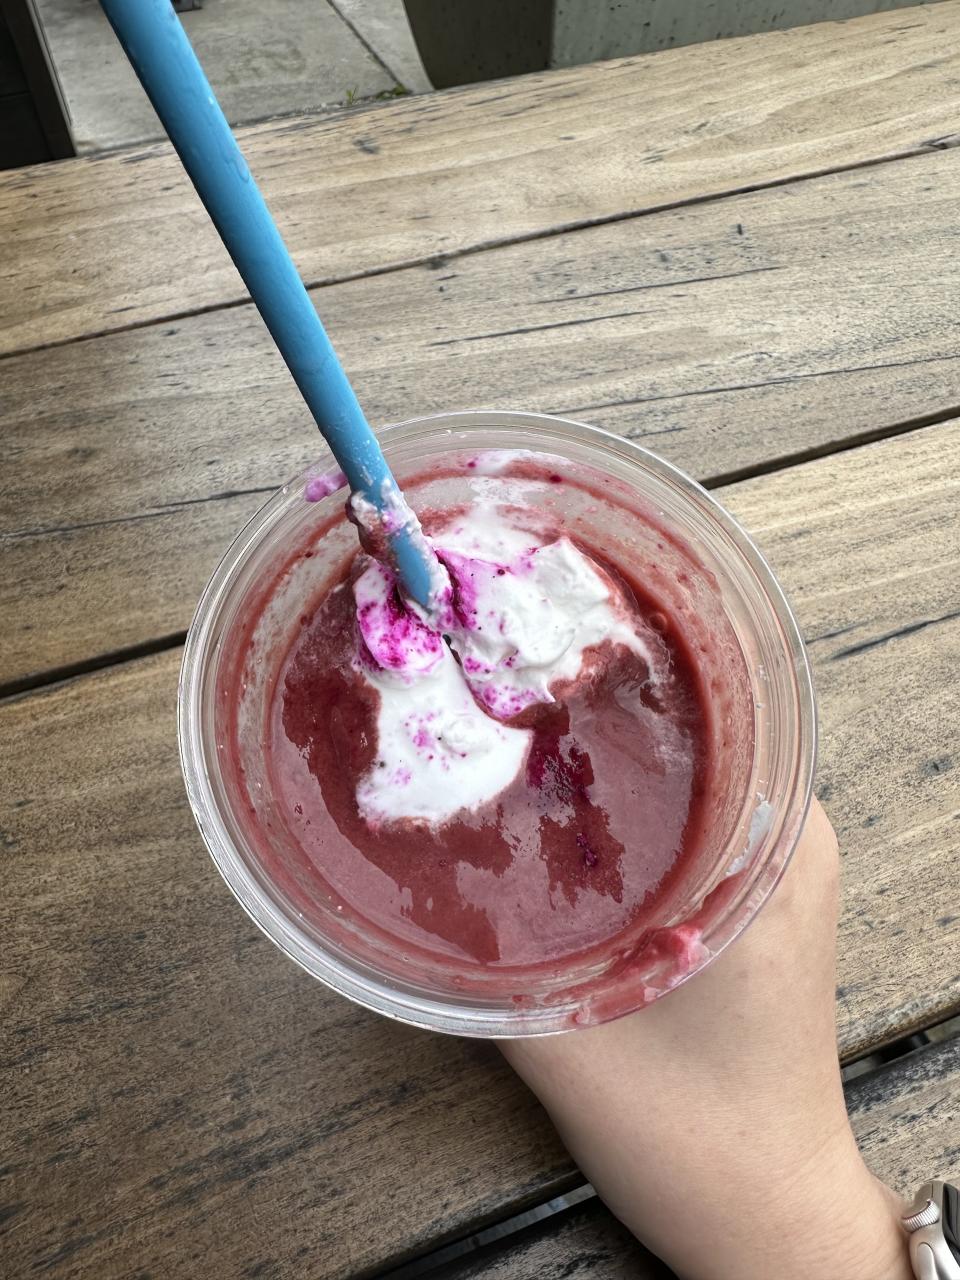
[225,460,739,991]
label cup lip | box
[179,409,816,1036]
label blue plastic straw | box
[99,0,439,609]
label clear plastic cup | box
[178,411,815,1036]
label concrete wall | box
[551,0,942,63]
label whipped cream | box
[350,500,655,827]
[354,634,529,826]
[436,511,651,719]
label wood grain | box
[3,3,960,355]
[434,1036,960,1279]
[3,423,958,1278]
[6,145,960,686]
[722,424,960,1056]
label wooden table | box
[3,5,959,1276]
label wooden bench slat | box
[5,145,960,686]
[3,422,957,1278]
[723,423,960,1057]
[2,4,960,355]
[432,1035,960,1278]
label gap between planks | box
[2,404,956,705]
[1,139,956,367]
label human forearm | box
[501,802,912,1280]
[506,1032,910,1280]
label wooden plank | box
[3,423,958,1278]
[433,1035,960,1279]
[723,428,960,1057]
[2,3,960,354]
[5,144,960,686]
[1,651,572,1280]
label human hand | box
[501,800,911,1280]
